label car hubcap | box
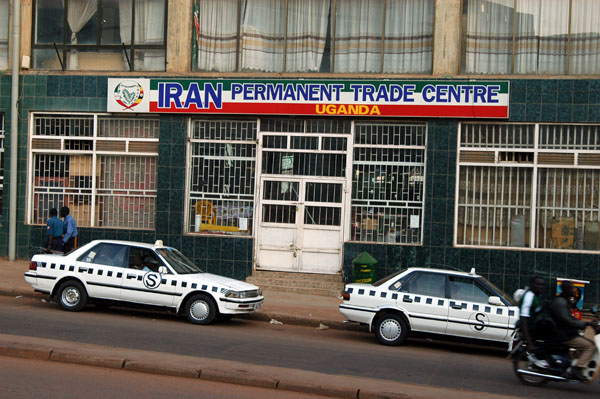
[380,319,401,341]
[190,300,209,320]
[62,287,80,306]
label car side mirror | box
[158,266,168,275]
[488,296,503,306]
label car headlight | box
[224,290,241,298]
[223,289,260,298]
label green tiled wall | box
[1,75,598,303]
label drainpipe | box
[9,0,21,261]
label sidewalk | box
[0,257,347,329]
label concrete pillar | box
[433,0,461,76]
[166,0,192,74]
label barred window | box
[351,122,426,244]
[186,120,257,236]
[28,113,159,229]
[0,0,7,69]
[457,123,600,252]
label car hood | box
[185,273,259,291]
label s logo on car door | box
[469,312,489,332]
[143,272,162,289]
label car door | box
[75,243,128,300]
[395,271,448,334]
[120,246,176,307]
[445,276,511,342]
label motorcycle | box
[510,306,600,386]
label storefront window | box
[192,0,433,74]
[462,0,600,75]
[457,123,600,251]
[351,122,426,244]
[186,120,257,236]
[32,0,167,71]
[28,114,159,229]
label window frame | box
[27,112,160,230]
[31,0,168,71]
[455,121,600,253]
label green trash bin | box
[352,251,377,284]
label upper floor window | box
[462,0,600,75]
[33,0,167,71]
[192,0,433,74]
[0,0,8,69]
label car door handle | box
[451,304,462,309]
[78,267,88,272]
[402,296,413,303]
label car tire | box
[375,314,408,346]
[57,281,88,312]
[185,294,216,325]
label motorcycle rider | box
[551,280,597,382]
[519,276,547,366]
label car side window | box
[448,276,491,304]
[78,243,128,267]
[399,272,445,298]
[128,247,164,272]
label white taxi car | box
[340,267,519,347]
[24,240,264,325]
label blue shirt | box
[63,214,78,243]
[46,216,64,238]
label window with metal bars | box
[187,119,257,235]
[28,113,159,230]
[351,122,426,244]
[457,122,600,252]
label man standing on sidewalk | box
[61,206,78,253]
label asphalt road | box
[1,296,599,398]
[0,356,332,399]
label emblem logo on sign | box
[469,312,489,332]
[143,272,161,289]
[114,80,144,110]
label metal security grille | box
[352,123,426,243]
[0,114,4,215]
[28,113,159,229]
[187,120,257,235]
[457,122,600,252]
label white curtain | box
[0,0,8,69]
[334,0,383,73]
[65,0,98,69]
[286,0,330,73]
[569,0,600,74]
[120,0,165,71]
[463,0,513,74]
[383,0,434,73]
[195,0,240,72]
[241,0,285,72]
[514,0,568,74]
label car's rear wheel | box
[57,281,88,312]
[375,314,408,346]
[185,294,216,325]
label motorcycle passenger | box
[519,276,547,367]
[551,280,597,381]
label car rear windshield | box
[372,269,406,287]
[157,248,204,274]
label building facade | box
[0,0,599,304]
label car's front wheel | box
[375,314,408,345]
[57,281,88,312]
[185,294,216,325]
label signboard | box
[108,78,509,118]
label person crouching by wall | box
[61,206,78,253]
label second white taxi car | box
[24,240,264,325]
[340,267,519,347]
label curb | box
[0,334,517,399]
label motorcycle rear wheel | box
[513,351,549,386]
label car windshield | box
[479,276,515,305]
[157,248,204,274]
[372,269,406,287]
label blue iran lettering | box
[159,82,222,109]
[158,82,183,108]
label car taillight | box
[29,261,37,271]
[342,292,350,301]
